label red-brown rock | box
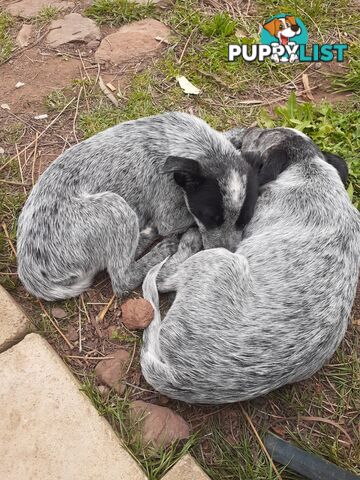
[121,298,154,330]
[95,349,130,394]
[94,19,170,65]
[129,400,190,449]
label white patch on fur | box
[141,227,153,236]
[227,170,243,207]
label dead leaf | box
[155,36,170,45]
[106,82,116,92]
[302,73,314,101]
[99,76,119,107]
[176,76,201,95]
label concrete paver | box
[0,285,31,353]
[161,454,211,480]
[0,333,147,480]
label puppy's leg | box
[156,227,203,292]
[115,235,180,294]
[135,224,160,259]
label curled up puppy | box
[17,112,257,301]
[141,127,360,404]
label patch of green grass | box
[81,378,198,480]
[0,11,14,62]
[85,0,155,26]
[333,44,360,97]
[200,12,237,38]
[45,89,71,112]
[258,93,360,208]
[193,417,288,480]
[34,5,60,25]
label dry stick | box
[31,133,39,186]
[1,223,17,257]
[178,27,197,64]
[38,301,74,349]
[96,294,116,322]
[81,294,91,324]
[125,343,137,375]
[0,97,76,174]
[15,144,27,196]
[66,355,115,360]
[0,179,31,186]
[78,309,82,353]
[73,86,83,144]
[240,404,283,480]
[78,50,91,82]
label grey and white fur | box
[141,127,360,404]
[17,112,257,301]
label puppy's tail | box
[141,258,177,391]
[141,257,168,358]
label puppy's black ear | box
[243,151,264,173]
[258,148,290,186]
[321,151,348,186]
[162,156,203,191]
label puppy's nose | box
[291,24,300,32]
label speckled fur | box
[17,112,252,301]
[141,128,360,404]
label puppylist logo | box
[228,14,348,63]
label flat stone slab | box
[0,285,31,353]
[46,13,101,47]
[161,455,211,480]
[95,18,170,65]
[6,0,74,18]
[0,333,147,480]
[16,24,34,47]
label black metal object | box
[264,433,360,480]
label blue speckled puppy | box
[17,112,258,301]
[141,127,360,404]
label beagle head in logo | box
[263,16,301,46]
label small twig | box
[178,27,197,64]
[240,404,283,480]
[78,309,82,353]
[1,223,17,257]
[125,343,137,375]
[81,294,91,323]
[73,86,83,143]
[15,144,27,196]
[78,50,91,82]
[66,355,115,360]
[0,179,31,186]
[31,133,38,186]
[96,294,116,322]
[38,301,74,349]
